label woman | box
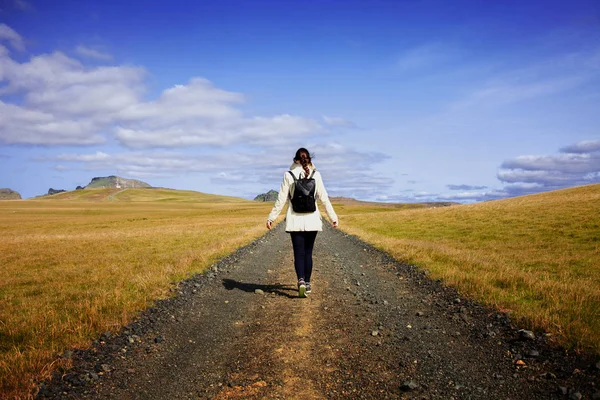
[266,148,339,298]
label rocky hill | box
[86,176,151,189]
[0,188,21,200]
[48,188,66,195]
[254,190,278,202]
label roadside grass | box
[337,184,600,355]
[0,191,273,399]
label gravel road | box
[37,224,599,399]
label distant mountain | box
[254,190,278,202]
[86,176,151,189]
[0,188,21,200]
[48,188,66,195]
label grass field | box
[0,188,273,399]
[2,184,599,398]
[337,184,600,355]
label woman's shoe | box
[298,279,307,298]
[305,282,312,294]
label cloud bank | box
[381,139,600,203]
[447,184,488,190]
[498,139,600,193]
[0,24,395,200]
[75,45,113,61]
[0,25,324,149]
[458,139,600,201]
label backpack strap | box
[287,171,296,200]
[288,170,315,180]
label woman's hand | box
[266,220,273,230]
[332,220,339,228]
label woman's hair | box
[294,148,312,178]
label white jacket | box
[267,163,338,232]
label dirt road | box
[38,225,599,399]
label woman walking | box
[266,148,339,298]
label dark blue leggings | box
[290,231,318,282]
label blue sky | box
[1,0,599,201]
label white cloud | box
[438,191,488,200]
[501,153,600,175]
[0,100,105,145]
[497,169,576,185]
[2,51,145,115]
[240,115,321,142]
[118,78,243,123]
[497,139,600,190]
[114,126,228,148]
[560,139,600,154]
[121,170,172,179]
[115,77,321,148]
[0,32,324,148]
[113,114,322,148]
[52,151,241,176]
[434,140,600,203]
[447,184,488,190]
[323,116,355,128]
[376,191,446,203]
[289,143,394,198]
[75,45,113,61]
[0,44,146,145]
[45,141,396,200]
[56,151,112,162]
[0,24,25,52]
[210,172,246,184]
[384,139,600,204]
[1,26,395,199]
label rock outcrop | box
[85,176,151,189]
[254,190,278,202]
[48,188,66,195]
[0,188,21,200]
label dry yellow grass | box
[338,184,600,355]
[3,185,599,397]
[0,189,273,399]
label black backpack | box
[288,170,316,213]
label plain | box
[1,184,599,398]
[336,184,600,356]
[0,188,273,398]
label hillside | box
[0,188,21,200]
[37,187,252,203]
[337,183,600,354]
